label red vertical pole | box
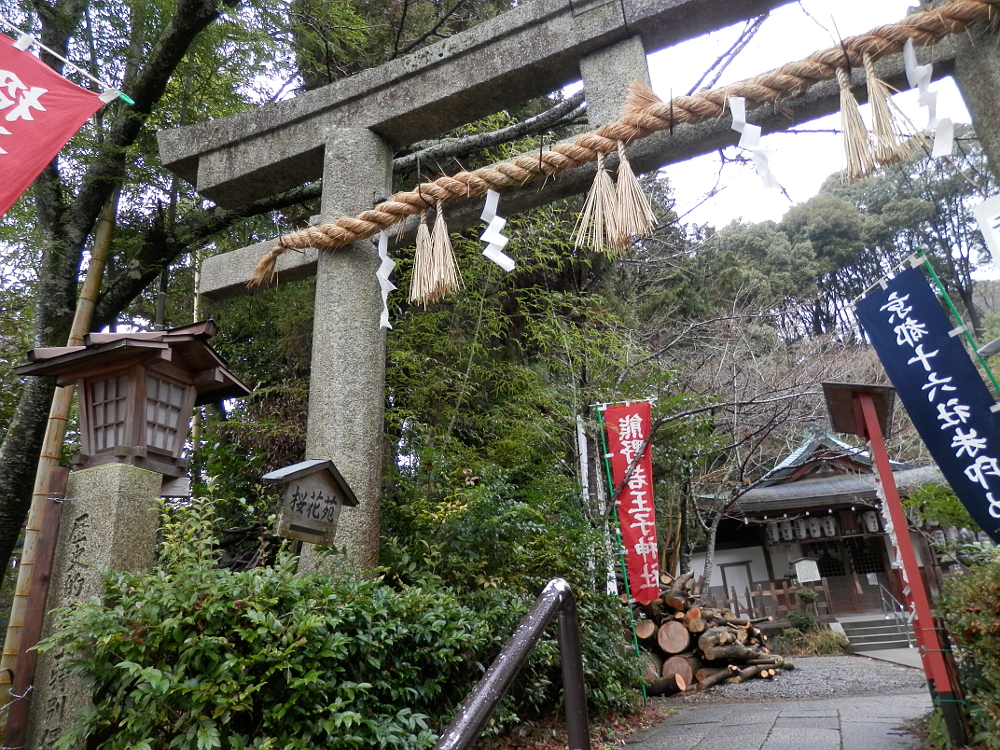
[856,393,967,743]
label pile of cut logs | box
[633,572,794,696]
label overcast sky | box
[646,0,971,229]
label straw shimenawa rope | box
[250,0,1000,287]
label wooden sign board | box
[793,557,821,584]
[264,459,358,545]
[274,471,346,544]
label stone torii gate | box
[157,0,953,570]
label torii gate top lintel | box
[157,0,789,209]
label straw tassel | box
[614,140,657,250]
[430,201,462,300]
[409,210,435,306]
[573,153,619,255]
[836,67,875,182]
[864,53,921,167]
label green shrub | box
[40,497,642,749]
[787,608,819,632]
[770,625,848,656]
[796,587,819,605]
[798,628,850,656]
[379,455,643,728]
[38,499,491,750]
[938,556,1000,749]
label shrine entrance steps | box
[836,614,915,652]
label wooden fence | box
[700,578,834,622]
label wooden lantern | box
[15,321,250,477]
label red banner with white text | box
[0,33,107,217]
[602,401,659,602]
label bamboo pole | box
[0,187,120,711]
[2,467,68,746]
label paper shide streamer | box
[728,96,779,189]
[480,189,515,272]
[903,38,952,158]
[376,231,396,329]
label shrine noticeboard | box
[263,459,358,545]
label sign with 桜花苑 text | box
[263,459,358,545]
[0,34,109,218]
[602,401,659,601]
[855,266,1000,543]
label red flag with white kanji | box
[0,33,107,217]
[603,401,659,602]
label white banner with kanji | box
[0,33,107,217]
[603,401,659,601]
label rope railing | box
[250,0,1000,287]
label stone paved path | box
[625,692,932,750]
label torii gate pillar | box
[297,42,647,573]
[299,129,392,573]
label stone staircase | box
[837,615,915,652]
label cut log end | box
[658,620,693,654]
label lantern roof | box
[15,321,251,405]
[262,459,359,507]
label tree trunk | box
[646,673,686,697]
[730,664,765,684]
[697,627,735,651]
[694,666,729,683]
[641,650,663,683]
[696,667,733,690]
[0,378,55,585]
[687,617,709,634]
[694,513,722,598]
[701,642,759,663]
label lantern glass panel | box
[91,375,130,451]
[145,375,187,452]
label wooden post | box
[0,188,120,711]
[820,577,833,618]
[857,392,968,746]
[2,468,68,747]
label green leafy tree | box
[0,0,364,587]
[904,483,978,531]
[821,133,994,333]
[939,552,1000,749]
